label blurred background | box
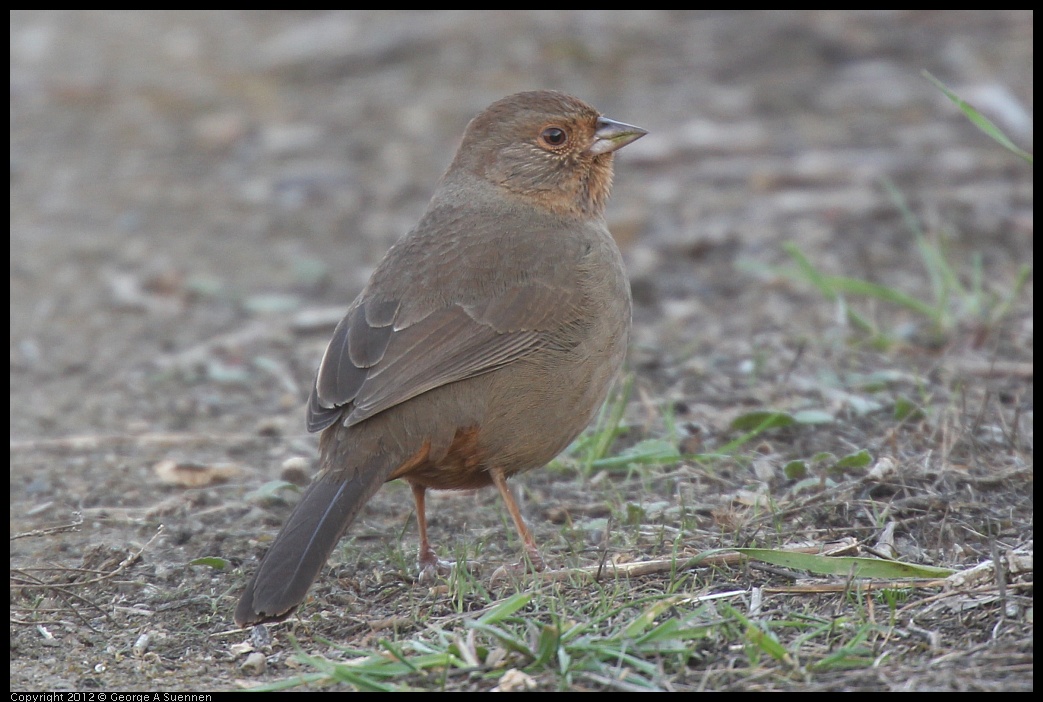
[10,11,1032,441]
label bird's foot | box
[417,551,481,583]
[417,557,454,583]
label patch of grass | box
[256,590,723,690]
[261,558,962,691]
[776,180,1030,350]
[767,74,1032,350]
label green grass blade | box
[734,548,954,578]
[923,71,1033,163]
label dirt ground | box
[10,11,1032,691]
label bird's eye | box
[538,126,569,149]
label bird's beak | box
[588,117,648,156]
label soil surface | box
[10,10,1032,691]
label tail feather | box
[235,466,390,626]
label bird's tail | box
[234,449,395,626]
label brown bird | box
[235,90,646,626]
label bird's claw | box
[418,556,481,583]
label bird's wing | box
[307,276,583,432]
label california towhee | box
[235,90,646,626]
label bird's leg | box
[489,467,546,578]
[411,481,463,582]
